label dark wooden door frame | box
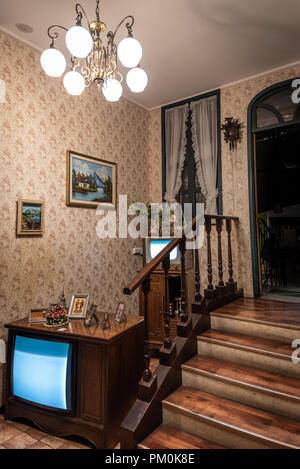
[247,78,299,298]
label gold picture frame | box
[68,294,89,319]
[66,150,117,209]
[17,199,44,236]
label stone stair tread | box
[213,298,300,330]
[199,329,293,359]
[182,355,300,400]
[138,424,224,449]
[163,386,300,448]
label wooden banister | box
[123,214,239,296]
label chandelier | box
[40,0,148,101]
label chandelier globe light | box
[40,48,66,77]
[63,70,85,95]
[65,25,93,59]
[117,37,142,68]
[126,67,148,93]
[41,0,148,102]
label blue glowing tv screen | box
[12,335,72,411]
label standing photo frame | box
[114,302,127,325]
[68,294,89,319]
[66,150,117,209]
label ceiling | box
[1,0,300,110]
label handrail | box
[123,214,239,295]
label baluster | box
[141,277,152,382]
[179,240,188,322]
[205,217,213,290]
[226,219,234,285]
[194,241,202,302]
[216,218,224,287]
[162,256,172,349]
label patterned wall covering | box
[0,29,149,350]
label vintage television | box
[144,238,181,269]
[11,334,74,413]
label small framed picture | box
[29,308,47,324]
[68,294,89,319]
[114,302,127,324]
[17,199,44,236]
[84,304,98,328]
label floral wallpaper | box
[147,109,162,203]
[0,30,149,354]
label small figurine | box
[101,313,111,330]
[59,287,67,309]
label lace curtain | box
[191,96,218,214]
[164,95,218,214]
[164,104,189,203]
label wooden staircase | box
[139,298,300,449]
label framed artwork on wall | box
[66,150,117,209]
[17,199,44,236]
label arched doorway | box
[248,78,300,299]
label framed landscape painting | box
[17,199,44,236]
[66,150,117,209]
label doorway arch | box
[247,78,300,297]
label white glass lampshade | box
[117,37,142,68]
[65,26,93,59]
[102,79,123,102]
[126,67,148,93]
[40,48,66,77]
[63,71,85,96]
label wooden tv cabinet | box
[5,314,144,449]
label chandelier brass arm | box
[47,25,68,47]
[75,3,92,29]
[108,15,135,42]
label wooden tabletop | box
[5,313,144,343]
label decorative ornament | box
[221,117,241,151]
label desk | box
[5,314,144,449]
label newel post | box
[159,255,177,366]
[226,219,237,290]
[177,239,192,337]
[205,217,214,290]
[216,218,224,287]
[138,276,157,402]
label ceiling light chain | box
[40,0,148,101]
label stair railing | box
[123,213,241,403]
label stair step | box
[211,298,300,343]
[162,386,300,449]
[214,298,300,329]
[138,424,224,449]
[182,355,300,420]
[197,329,300,378]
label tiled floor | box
[0,414,93,449]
